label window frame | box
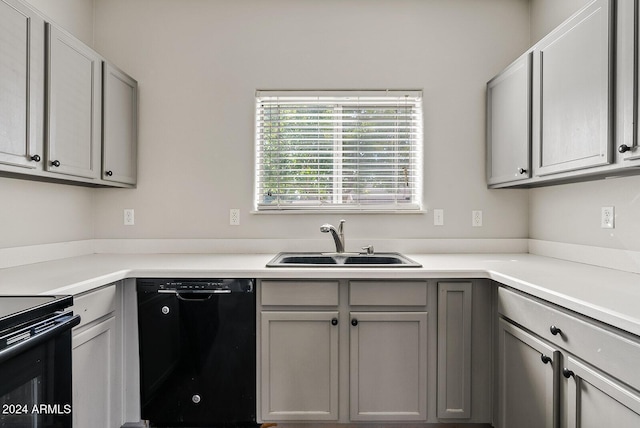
[253,90,424,214]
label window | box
[254,90,423,212]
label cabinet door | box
[103,62,137,184]
[261,311,339,421]
[46,24,101,179]
[486,52,531,185]
[497,319,558,428]
[350,311,428,421]
[437,282,472,419]
[533,0,613,176]
[72,316,120,428]
[0,0,44,169]
[563,355,640,428]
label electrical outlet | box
[433,209,444,226]
[601,206,615,229]
[124,209,134,226]
[472,210,483,227]
[230,209,240,226]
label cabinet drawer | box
[349,281,428,306]
[261,281,339,306]
[498,287,640,391]
[73,284,117,329]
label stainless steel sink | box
[266,252,422,268]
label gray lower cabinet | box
[496,319,558,428]
[260,311,339,421]
[71,284,122,428]
[497,287,640,428]
[46,24,102,179]
[349,311,428,421]
[0,0,44,169]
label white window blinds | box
[254,90,423,212]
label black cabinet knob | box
[562,368,575,379]
[618,144,632,153]
[51,160,61,167]
[331,318,338,326]
[30,154,41,162]
[540,354,552,365]
[549,325,562,336]
[518,168,527,175]
[105,170,113,176]
[351,319,358,326]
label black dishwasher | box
[137,278,256,427]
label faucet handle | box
[361,245,374,255]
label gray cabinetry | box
[496,319,558,428]
[102,62,137,184]
[46,24,102,179]
[437,282,473,419]
[349,311,428,421]
[0,0,44,169]
[260,311,339,421]
[532,0,613,177]
[486,52,531,185]
[72,284,122,428]
[497,287,640,428]
[259,280,340,422]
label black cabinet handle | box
[331,318,338,326]
[30,154,41,162]
[563,368,575,379]
[518,168,527,175]
[51,160,61,167]
[351,319,358,326]
[541,355,552,365]
[550,325,562,336]
[105,170,113,176]
[618,144,632,153]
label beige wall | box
[90,0,530,243]
[528,0,640,251]
[0,0,95,249]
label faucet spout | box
[320,220,346,253]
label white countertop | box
[0,252,639,337]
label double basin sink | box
[267,252,422,268]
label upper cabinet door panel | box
[46,24,102,179]
[103,62,137,185]
[0,0,43,169]
[486,52,532,185]
[534,0,613,176]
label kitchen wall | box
[90,0,531,246]
[0,0,95,249]
[528,0,640,252]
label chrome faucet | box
[320,219,346,253]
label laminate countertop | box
[0,252,638,336]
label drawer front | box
[349,281,428,306]
[73,284,117,329]
[261,281,339,306]
[498,287,640,391]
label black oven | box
[0,295,80,428]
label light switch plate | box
[434,209,444,226]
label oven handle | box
[0,313,81,364]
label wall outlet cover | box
[601,206,614,229]
[230,209,240,226]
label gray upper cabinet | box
[46,24,102,179]
[486,52,531,185]
[103,62,137,185]
[532,0,613,177]
[0,0,44,169]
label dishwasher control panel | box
[137,278,254,294]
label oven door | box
[0,313,80,428]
